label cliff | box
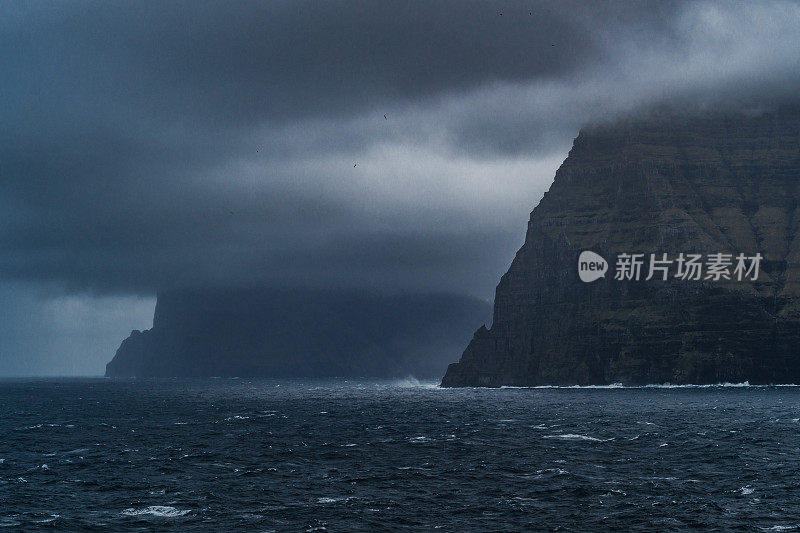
[106,288,490,378]
[442,107,800,387]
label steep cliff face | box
[106,288,490,378]
[442,108,800,387]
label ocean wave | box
[0,518,22,528]
[121,506,190,518]
[32,515,59,525]
[645,382,757,388]
[501,383,625,389]
[492,381,800,389]
[316,497,353,505]
[543,434,609,442]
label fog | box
[2,0,799,374]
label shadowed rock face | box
[442,107,800,387]
[106,289,490,379]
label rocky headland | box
[107,288,490,379]
[442,107,800,386]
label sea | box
[2,378,800,531]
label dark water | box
[2,379,800,531]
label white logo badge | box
[578,251,608,283]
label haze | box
[2,0,800,375]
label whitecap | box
[502,383,624,389]
[543,434,607,442]
[496,382,800,389]
[121,506,190,518]
[536,467,568,475]
[645,381,762,388]
[317,497,352,504]
[64,448,89,455]
[33,515,59,524]
[741,486,755,495]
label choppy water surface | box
[2,379,800,531]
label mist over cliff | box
[106,288,490,379]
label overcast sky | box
[2,0,800,375]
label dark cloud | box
[2,0,800,306]
[2,1,606,123]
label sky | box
[2,0,800,375]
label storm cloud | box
[2,1,800,373]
